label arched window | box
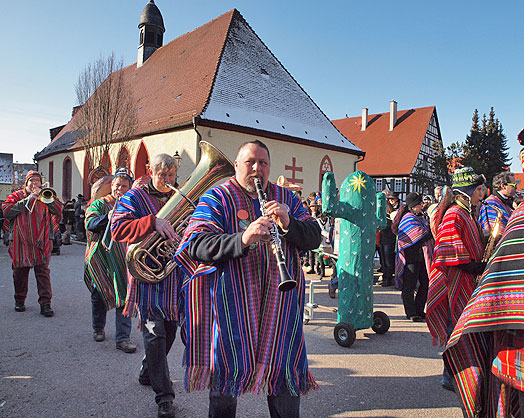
[48,161,54,187]
[62,157,72,201]
[319,155,333,191]
[83,155,90,198]
[117,146,130,169]
[100,151,112,174]
[134,141,150,179]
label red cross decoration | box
[284,157,303,185]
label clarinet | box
[253,177,297,292]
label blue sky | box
[1,0,522,171]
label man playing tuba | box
[111,154,182,418]
[2,171,62,316]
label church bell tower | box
[137,0,165,68]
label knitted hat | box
[113,166,134,184]
[406,192,423,209]
[452,167,485,197]
[24,170,42,185]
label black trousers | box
[140,319,178,404]
[401,261,428,318]
[209,389,300,418]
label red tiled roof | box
[43,9,236,154]
[332,106,437,176]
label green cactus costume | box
[322,171,386,330]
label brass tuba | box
[126,141,235,283]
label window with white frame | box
[375,178,383,191]
[394,179,402,192]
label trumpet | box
[26,182,56,213]
[253,177,297,292]
[100,197,120,252]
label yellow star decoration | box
[349,174,367,193]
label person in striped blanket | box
[478,171,516,235]
[84,168,136,353]
[395,192,433,322]
[2,171,62,317]
[443,200,524,418]
[112,154,182,418]
[176,140,321,418]
[426,167,486,392]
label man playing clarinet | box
[176,140,321,418]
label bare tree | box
[74,52,137,179]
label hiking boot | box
[328,287,336,299]
[158,400,176,418]
[15,301,26,312]
[116,340,137,353]
[93,330,105,342]
[40,304,54,317]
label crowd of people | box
[2,139,524,417]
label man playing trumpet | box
[176,140,321,418]
[84,168,136,353]
[2,171,62,316]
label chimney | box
[389,100,397,131]
[361,108,368,131]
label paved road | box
[0,243,462,418]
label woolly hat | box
[452,166,485,197]
[24,170,42,185]
[406,192,423,209]
[113,166,134,184]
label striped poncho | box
[478,193,513,234]
[2,189,62,268]
[395,212,433,288]
[426,203,484,346]
[175,178,318,396]
[84,195,127,310]
[443,202,524,418]
[111,186,181,324]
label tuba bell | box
[126,141,235,283]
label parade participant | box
[84,169,136,353]
[422,194,433,214]
[2,171,62,316]
[395,192,433,321]
[74,194,87,241]
[379,191,399,287]
[478,171,516,234]
[176,140,321,418]
[61,199,75,245]
[443,202,524,417]
[112,154,182,418]
[426,167,486,391]
[427,186,443,227]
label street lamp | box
[173,151,182,168]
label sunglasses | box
[506,183,517,187]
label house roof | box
[36,9,360,161]
[332,106,437,177]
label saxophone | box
[480,200,504,263]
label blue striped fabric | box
[112,187,181,324]
[478,194,513,233]
[175,177,318,396]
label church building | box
[35,1,363,201]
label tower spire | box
[137,0,165,68]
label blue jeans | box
[209,389,300,418]
[91,290,131,343]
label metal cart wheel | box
[334,322,356,347]
[371,311,390,334]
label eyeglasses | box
[506,183,517,187]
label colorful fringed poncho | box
[111,186,181,324]
[395,212,433,288]
[2,189,62,268]
[84,195,128,310]
[426,203,484,346]
[478,193,513,234]
[443,203,524,418]
[175,178,318,397]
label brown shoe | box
[116,340,137,353]
[329,287,336,299]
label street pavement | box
[0,243,463,418]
